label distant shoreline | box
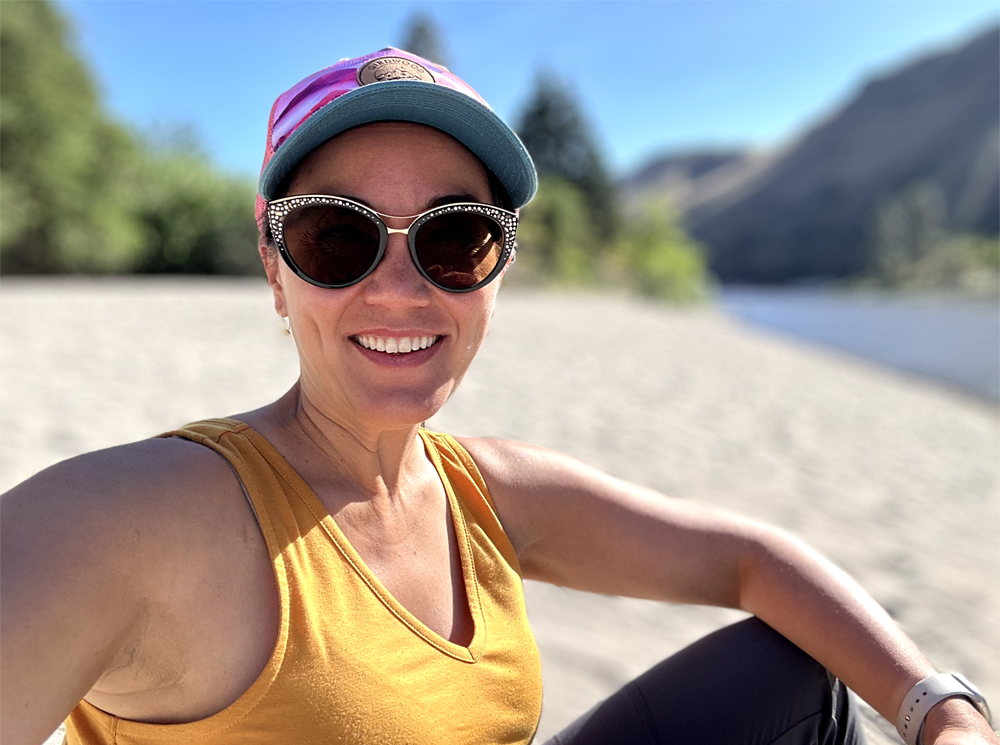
[719,285,1000,401]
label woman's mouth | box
[351,334,441,354]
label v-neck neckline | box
[240,423,486,663]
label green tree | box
[130,145,260,276]
[398,12,449,68]
[514,176,595,284]
[0,0,143,272]
[516,73,618,242]
[513,179,711,303]
[869,181,946,284]
[0,0,261,276]
[867,182,999,292]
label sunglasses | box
[266,196,518,293]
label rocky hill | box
[622,26,1000,283]
[620,151,746,208]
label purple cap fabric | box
[256,48,536,229]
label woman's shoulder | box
[455,436,594,490]
[5,434,239,511]
[1,434,252,582]
[454,436,611,557]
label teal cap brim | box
[259,80,537,208]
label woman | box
[1,48,995,745]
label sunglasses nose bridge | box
[360,229,432,305]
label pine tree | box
[516,73,618,240]
[398,12,449,69]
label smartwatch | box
[896,673,992,745]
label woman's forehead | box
[288,122,492,197]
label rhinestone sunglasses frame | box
[266,195,519,293]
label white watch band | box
[896,673,992,745]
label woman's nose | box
[360,234,432,308]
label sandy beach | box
[2,278,996,744]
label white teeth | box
[355,335,439,354]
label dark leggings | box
[543,618,866,745]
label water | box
[719,287,1000,401]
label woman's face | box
[264,122,503,432]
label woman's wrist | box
[921,697,998,745]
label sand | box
[2,277,996,744]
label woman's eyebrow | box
[322,193,482,213]
[338,194,372,208]
[426,193,479,209]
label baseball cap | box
[256,48,537,229]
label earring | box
[283,317,291,335]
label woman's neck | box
[241,382,432,508]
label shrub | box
[616,203,712,303]
[512,179,711,303]
[131,148,260,276]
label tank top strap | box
[418,429,525,579]
[159,418,308,565]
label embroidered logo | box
[358,57,435,86]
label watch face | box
[954,673,992,723]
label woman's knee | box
[635,618,860,744]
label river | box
[718,287,1000,401]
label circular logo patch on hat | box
[358,56,435,86]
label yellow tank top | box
[66,419,542,744]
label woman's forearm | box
[738,526,977,733]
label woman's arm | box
[461,437,997,744]
[0,437,258,745]
[1,446,157,745]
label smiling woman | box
[264,123,506,430]
[1,48,996,745]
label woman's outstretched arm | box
[461,437,996,745]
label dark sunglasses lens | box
[282,205,381,286]
[414,212,504,290]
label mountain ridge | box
[621,26,1000,283]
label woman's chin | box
[349,388,452,430]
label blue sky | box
[59,1,998,180]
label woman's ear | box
[496,247,516,286]
[261,236,288,319]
